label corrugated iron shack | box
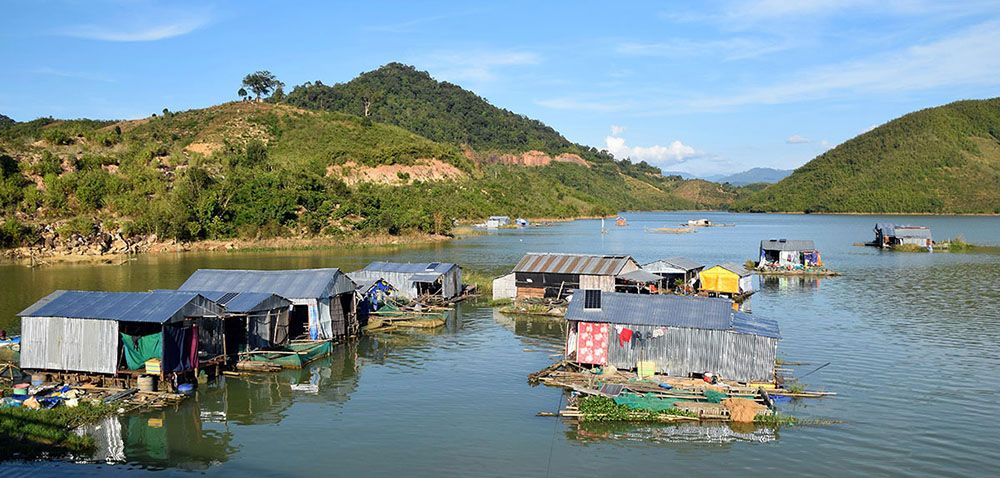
[874,223,933,249]
[351,277,396,323]
[564,290,780,382]
[349,261,462,300]
[166,290,292,354]
[699,263,754,298]
[614,269,665,294]
[18,290,224,376]
[179,268,358,340]
[642,257,704,290]
[512,253,641,299]
[758,239,820,267]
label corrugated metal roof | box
[513,253,637,275]
[617,269,663,283]
[875,223,932,239]
[18,290,221,323]
[732,312,781,339]
[715,262,753,277]
[362,261,458,274]
[643,257,703,272]
[565,291,779,338]
[409,272,443,283]
[179,268,354,299]
[760,239,815,251]
[163,290,290,314]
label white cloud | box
[682,20,1000,110]
[610,125,626,135]
[786,134,811,144]
[605,129,700,166]
[59,7,211,42]
[419,50,540,82]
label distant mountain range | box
[662,167,792,185]
[704,168,793,185]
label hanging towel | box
[618,328,633,347]
[652,327,666,338]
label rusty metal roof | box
[513,253,637,276]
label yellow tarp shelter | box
[699,264,749,295]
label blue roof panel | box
[179,268,353,299]
[18,290,216,324]
[565,291,779,338]
[159,290,289,314]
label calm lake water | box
[2,212,999,476]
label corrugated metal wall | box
[492,273,516,300]
[600,323,777,382]
[21,317,120,374]
[442,268,461,299]
[354,269,461,299]
[580,275,615,291]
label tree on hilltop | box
[242,71,284,101]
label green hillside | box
[0,101,711,250]
[740,98,1000,214]
[285,62,575,154]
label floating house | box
[162,290,292,353]
[564,290,780,382]
[874,223,933,249]
[352,277,396,320]
[485,216,511,228]
[179,268,358,340]
[350,261,463,300]
[615,269,664,294]
[512,253,641,299]
[699,263,754,298]
[758,239,821,268]
[18,290,225,376]
[642,257,704,290]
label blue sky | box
[2,0,999,175]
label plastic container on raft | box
[137,375,157,393]
[13,383,29,396]
[177,383,195,395]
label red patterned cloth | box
[577,322,609,365]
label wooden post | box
[221,318,228,367]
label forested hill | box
[284,63,580,155]
[0,101,741,253]
[739,98,1000,214]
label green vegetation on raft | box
[0,401,116,459]
[753,412,798,427]
[576,395,698,422]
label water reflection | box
[760,275,825,292]
[568,421,778,445]
[82,404,235,470]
